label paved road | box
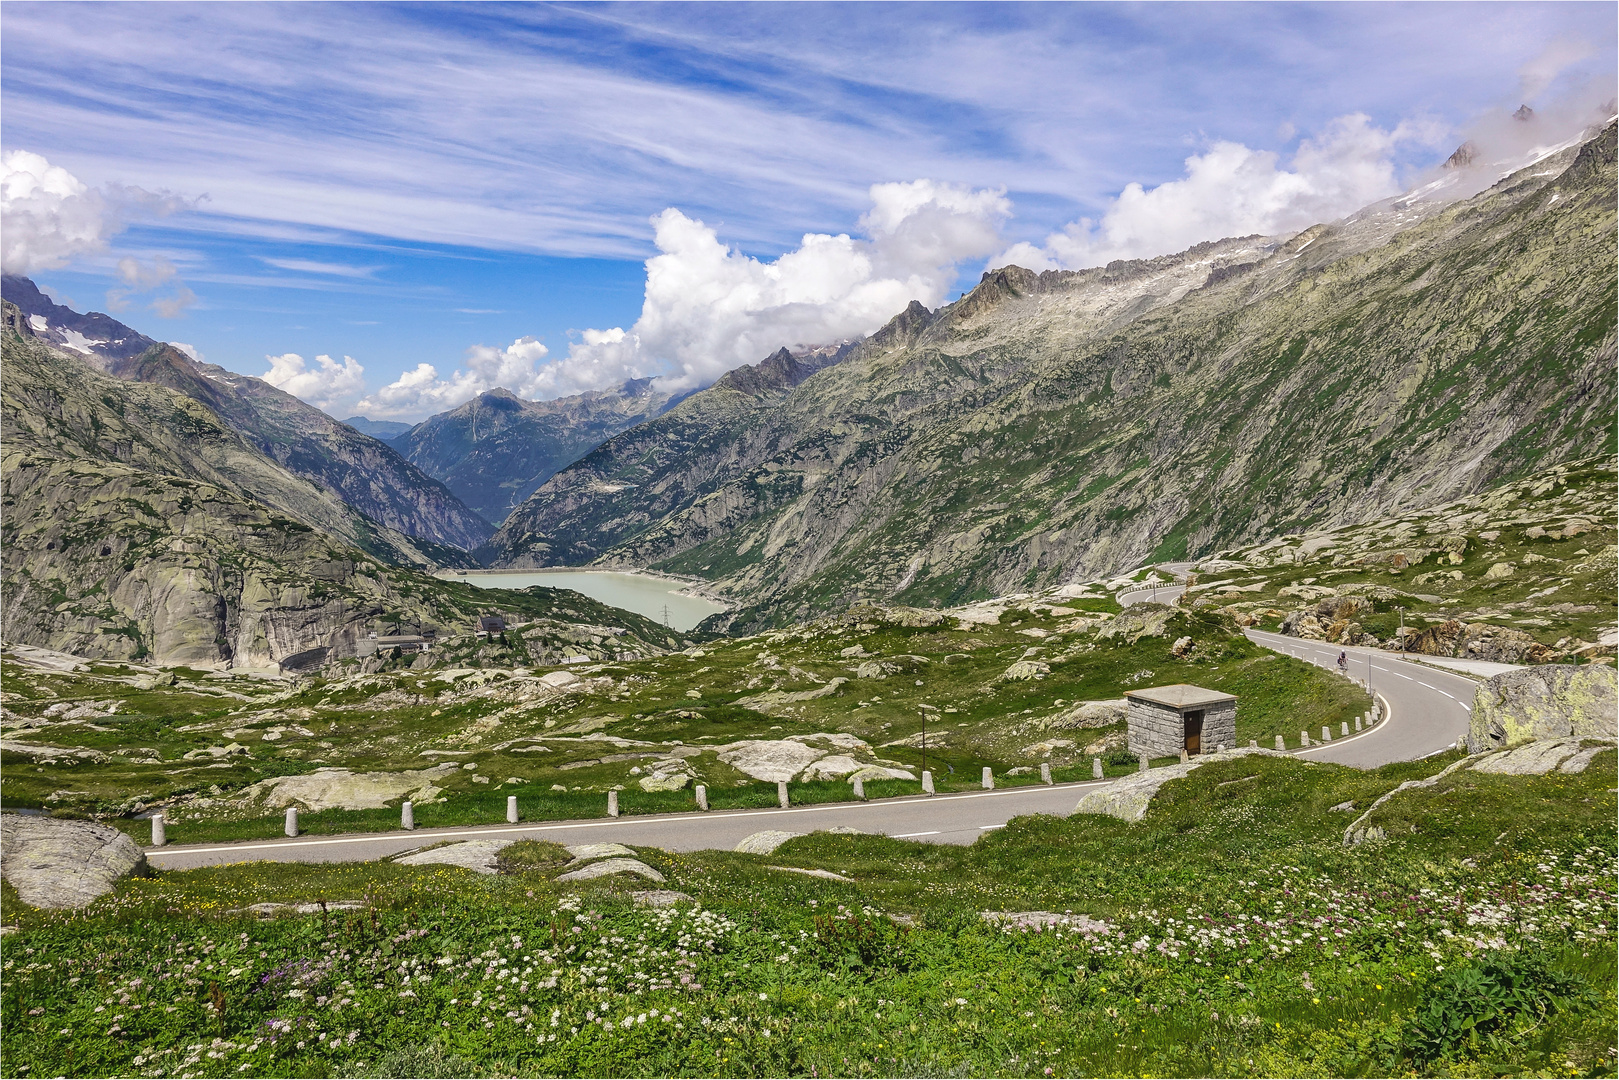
[147,623,1480,870]
[146,783,1090,870]
[1247,630,1475,766]
[1117,561,1193,607]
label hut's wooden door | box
[1183,710,1204,755]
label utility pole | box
[1397,607,1406,656]
[661,604,671,628]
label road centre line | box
[892,831,940,838]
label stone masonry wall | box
[1127,698,1237,758]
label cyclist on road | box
[1337,650,1348,672]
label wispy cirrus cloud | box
[3,4,1612,263]
[259,256,379,278]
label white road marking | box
[893,831,940,838]
[979,824,1005,830]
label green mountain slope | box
[490,123,1617,630]
[0,311,670,669]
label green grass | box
[3,604,1370,842]
[2,749,1612,1078]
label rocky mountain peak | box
[1513,104,1535,122]
[0,275,159,366]
[1443,140,1479,170]
[868,299,934,350]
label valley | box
[0,81,1614,1080]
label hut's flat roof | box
[1125,684,1236,709]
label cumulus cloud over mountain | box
[994,114,1444,271]
[355,337,552,419]
[549,179,1009,397]
[262,351,366,412]
[342,179,1008,418]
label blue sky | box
[2,2,1613,419]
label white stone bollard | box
[922,770,935,794]
[1341,722,1349,737]
[1249,740,1258,748]
[1180,748,1189,763]
[1300,730,1311,747]
[607,791,619,817]
[1321,726,1332,742]
[695,784,708,811]
[285,807,299,837]
[852,776,865,800]
[981,767,994,790]
[1040,763,1052,785]
[151,813,166,847]
[507,795,519,823]
[1275,735,1286,751]
[1355,716,1363,732]
[1092,757,1103,779]
[777,782,790,808]
[1138,754,1149,773]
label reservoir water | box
[445,570,725,632]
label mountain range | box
[0,301,673,669]
[0,276,489,553]
[488,121,1617,631]
[2,122,1611,664]
[390,380,686,526]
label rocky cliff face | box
[489,123,1617,630]
[395,380,688,526]
[0,277,490,552]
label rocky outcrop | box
[0,814,147,909]
[396,839,514,874]
[734,831,802,855]
[1468,666,1618,752]
[223,764,459,813]
[1345,737,1615,844]
[714,739,828,783]
[1468,737,1615,776]
[1073,748,1296,822]
[555,857,666,883]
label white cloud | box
[348,178,1007,418]
[261,351,366,412]
[105,253,197,318]
[993,114,1441,271]
[151,284,198,318]
[548,179,1009,397]
[260,256,378,278]
[0,150,186,276]
[0,150,116,275]
[170,342,203,362]
[354,336,552,418]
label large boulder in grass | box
[1073,748,1296,822]
[1,814,147,909]
[1468,666,1618,753]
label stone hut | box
[1125,684,1237,759]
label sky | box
[2,2,1613,421]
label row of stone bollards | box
[148,754,1103,847]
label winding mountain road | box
[145,584,1484,869]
